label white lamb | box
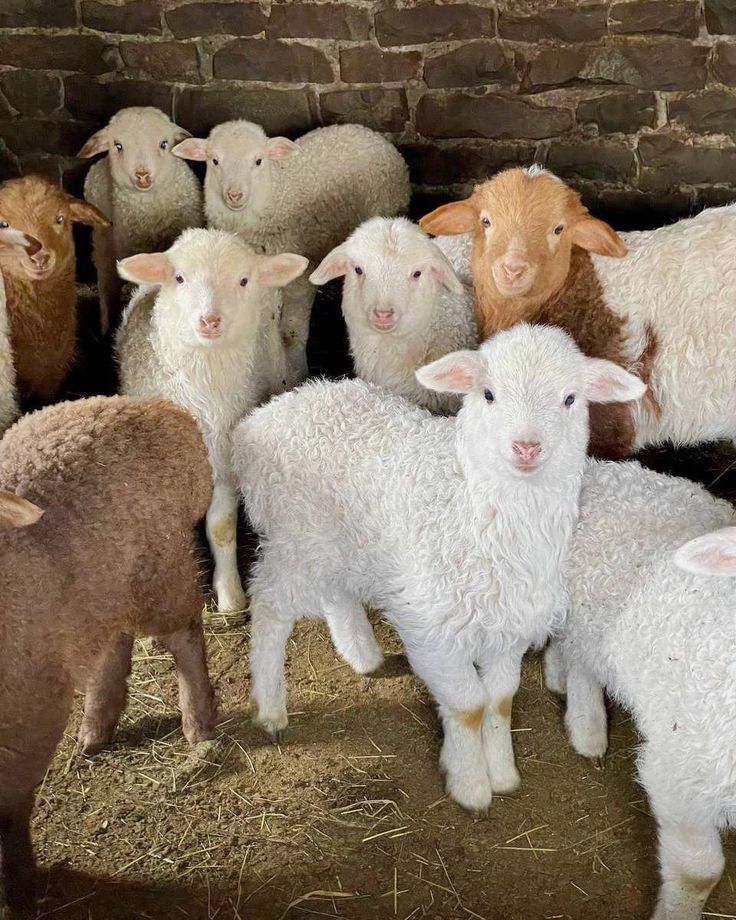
[173,120,411,385]
[545,461,736,920]
[310,217,477,415]
[80,107,204,334]
[235,324,645,812]
[115,228,307,613]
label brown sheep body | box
[0,396,215,917]
[0,177,110,402]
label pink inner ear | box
[312,254,350,284]
[120,255,171,285]
[434,365,475,390]
[173,139,208,161]
[690,546,736,575]
[267,137,298,160]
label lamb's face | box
[79,108,190,192]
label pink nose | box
[375,309,394,319]
[31,249,50,269]
[135,170,152,186]
[226,189,243,203]
[512,440,542,463]
[502,261,527,282]
[199,314,221,333]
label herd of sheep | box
[0,105,735,920]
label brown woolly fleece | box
[0,176,110,401]
[0,396,214,917]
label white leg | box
[564,661,608,759]
[249,593,295,741]
[206,478,245,613]
[280,278,315,387]
[322,594,383,674]
[407,643,492,813]
[477,643,525,794]
[543,639,567,696]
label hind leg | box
[564,659,608,760]
[78,633,135,754]
[543,639,567,696]
[250,592,296,741]
[160,621,216,744]
[322,593,383,675]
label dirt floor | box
[14,282,736,920]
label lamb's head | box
[310,217,464,336]
[674,528,736,577]
[0,176,109,281]
[419,167,627,309]
[118,228,307,349]
[79,107,191,192]
[417,323,645,481]
[173,119,299,214]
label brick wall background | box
[2,0,736,223]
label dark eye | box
[255,157,262,166]
[564,393,575,407]
[114,142,123,152]
[212,157,219,166]
[160,139,168,150]
[0,220,8,229]
[481,216,491,227]
[175,273,184,284]
[484,389,494,403]
[354,266,363,276]
[240,277,248,287]
[412,270,422,279]
[55,215,64,225]
[554,224,564,236]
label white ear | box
[0,227,42,258]
[309,245,351,286]
[583,358,646,404]
[117,253,173,285]
[266,137,300,160]
[427,246,464,296]
[252,252,309,287]
[172,137,208,161]
[416,349,484,394]
[78,127,109,158]
[674,527,736,577]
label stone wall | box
[1,0,736,220]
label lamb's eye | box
[412,270,422,279]
[240,277,248,287]
[55,215,64,225]
[0,220,9,229]
[159,139,168,150]
[484,389,494,403]
[175,273,184,284]
[114,142,123,152]
[564,393,575,407]
[481,216,491,228]
[212,157,219,166]
[354,266,363,276]
[554,224,564,235]
[255,157,263,166]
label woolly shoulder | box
[83,159,112,215]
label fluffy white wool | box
[116,228,305,613]
[310,217,477,414]
[548,459,736,920]
[175,120,410,385]
[431,231,473,285]
[235,324,644,812]
[82,107,203,333]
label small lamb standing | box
[545,461,736,920]
[116,228,307,613]
[420,166,736,459]
[173,120,411,385]
[0,176,110,402]
[0,395,215,918]
[310,217,477,415]
[80,107,203,335]
[235,323,644,811]
[0,227,42,434]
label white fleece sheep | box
[80,107,204,334]
[116,228,307,613]
[173,120,411,385]
[310,217,477,415]
[545,460,736,920]
[235,324,644,812]
[0,227,34,434]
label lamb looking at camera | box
[236,324,645,812]
[81,107,203,333]
[174,120,410,384]
[310,217,477,415]
[116,228,307,613]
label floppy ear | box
[67,198,111,229]
[673,527,736,577]
[416,349,484,394]
[583,358,646,404]
[252,253,309,287]
[420,201,478,237]
[572,216,627,258]
[266,137,300,160]
[78,127,109,159]
[0,227,42,258]
[172,137,208,161]
[427,246,464,296]
[171,124,192,146]
[309,245,351,286]
[117,252,173,285]
[0,491,44,532]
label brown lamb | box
[0,395,216,918]
[0,176,110,402]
